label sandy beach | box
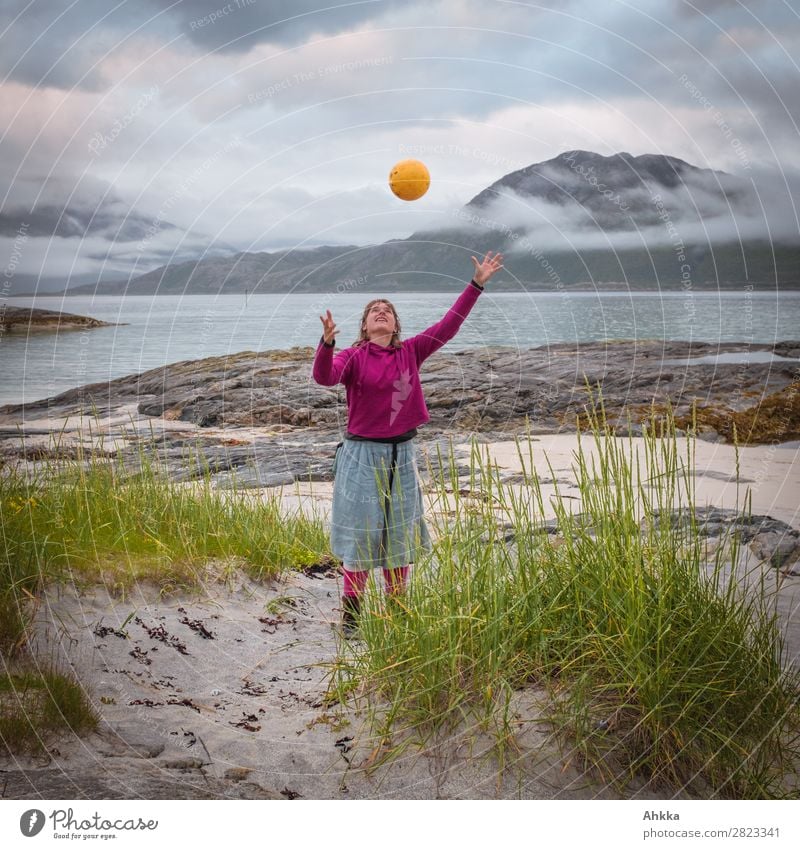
[2,409,798,799]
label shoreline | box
[2,337,799,412]
[1,339,798,444]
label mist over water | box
[2,290,798,406]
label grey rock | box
[94,727,165,759]
[0,766,283,799]
[499,509,800,568]
[750,531,800,567]
[616,422,646,437]
[97,738,166,758]
[1,340,798,490]
[696,429,725,443]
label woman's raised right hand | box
[320,309,339,345]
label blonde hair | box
[353,299,402,348]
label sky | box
[1,0,799,290]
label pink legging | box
[342,565,409,598]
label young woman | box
[313,251,504,635]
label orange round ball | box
[389,158,430,201]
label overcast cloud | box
[1,0,798,290]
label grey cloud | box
[0,0,405,91]
[151,0,404,53]
[0,0,156,91]
[675,0,762,18]
[0,172,189,246]
[0,199,178,242]
[230,0,799,152]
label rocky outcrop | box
[0,338,796,498]
[0,763,284,799]
[0,306,122,333]
[1,339,797,443]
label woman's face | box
[363,301,397,342]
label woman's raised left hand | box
[471,250,504,286]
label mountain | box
[58,245,360,296]
[59,151,800,295]
[465,150,746,225]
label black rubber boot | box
[341,595,361,639]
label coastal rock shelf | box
[1,339,798,443]
[1,339,798,499]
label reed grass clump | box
[340,393,800,798]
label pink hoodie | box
[312,282,483,438]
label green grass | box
[0,422,330,655]
[0,664,98,755]
[332,392,800,798]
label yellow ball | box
[389,158,430,201]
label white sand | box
[24,570,631,800]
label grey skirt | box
[331,438,432,571]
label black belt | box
[345,427,417,444]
